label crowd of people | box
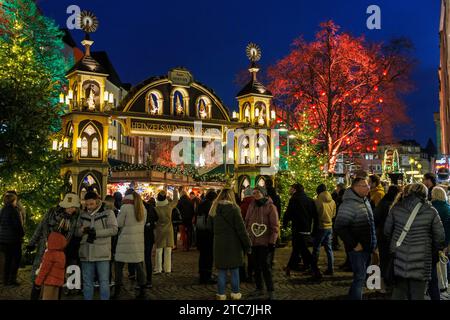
[0,172,449,301]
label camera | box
[86,227,97,244]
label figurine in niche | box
[150,96,159,115]
[199,100,208,119]
[86,84,96,111]
[258,110,265,125]
[176,95,184,115]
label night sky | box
[39,0,440,147]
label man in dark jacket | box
[331,183,345,251]
[0,193,24,286]
[423,173,436,201]
[196,190,217,284]
[144,199,158,288]
[266,179,281,218]
[283,183,318,275]
[335,177,377,300]
[177,192,195,251]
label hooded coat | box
[385,195,445,281]
[154,190,179,248]
[315,191,336,230]
[35,232,67,287]
[208,201,251,269]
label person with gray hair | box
[385,183,445,300]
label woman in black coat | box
[0,193,24,285]
[373,185,400,286]
[196,190,217,284]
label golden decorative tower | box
[59,12,114,199]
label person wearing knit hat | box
[59,193,81,209]
[27,192,81,299]
[245,185,280,300]
[253,186,268,197]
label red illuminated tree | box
[268,21,412,172]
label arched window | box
[82,80,100,111]
[81,137,88,157]
[173,90,186,116]
[92,137,99,157]
[240,177,251,201]
[196,96,211,119]
[256,134,269,164]
[79,123,101,158]
[239,136,251,164]
[256,176,266,187]
[147,90,163,115]
[254,102,266,126]
[243,103,251,122]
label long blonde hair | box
[209,188,237,217]
[132,191,145,222]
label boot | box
[112,284,121,300]
[230,292,242,300]
[136,287,147,300]
[216,294,227,300]
[30,283,41,300]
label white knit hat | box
[59,193,81,209]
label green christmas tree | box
[276,114,334,240]
[0,0,69,238]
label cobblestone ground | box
[0,244,447,300]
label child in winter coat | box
[35,231,67,300]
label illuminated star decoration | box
[246,43,261,62]
[79,11,99,33]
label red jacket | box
[35,232,67,287]
[240,197,254,220]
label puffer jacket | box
[115,194,147,263]
[35,231,67,287]
[335,188,377,253]
[245,198,279,247]
[384,195,445,281]
[315,191,336,229]
[76,203,118,262]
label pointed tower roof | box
[67,33,108,76]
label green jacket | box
[209,201,251,269]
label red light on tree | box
[292,152,297,156]
[372,146,377,151]
[267,20,411,172]
[375,118,380,123]
[321,91,326,96]
[374,139,379,144]
[375,127,380,133]
[379,98,383,103]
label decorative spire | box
[246,43,261,81]
[78,11,99,57]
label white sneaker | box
[216,294,227,300]
[230,292,242,300]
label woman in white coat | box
[113,190,147,299]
